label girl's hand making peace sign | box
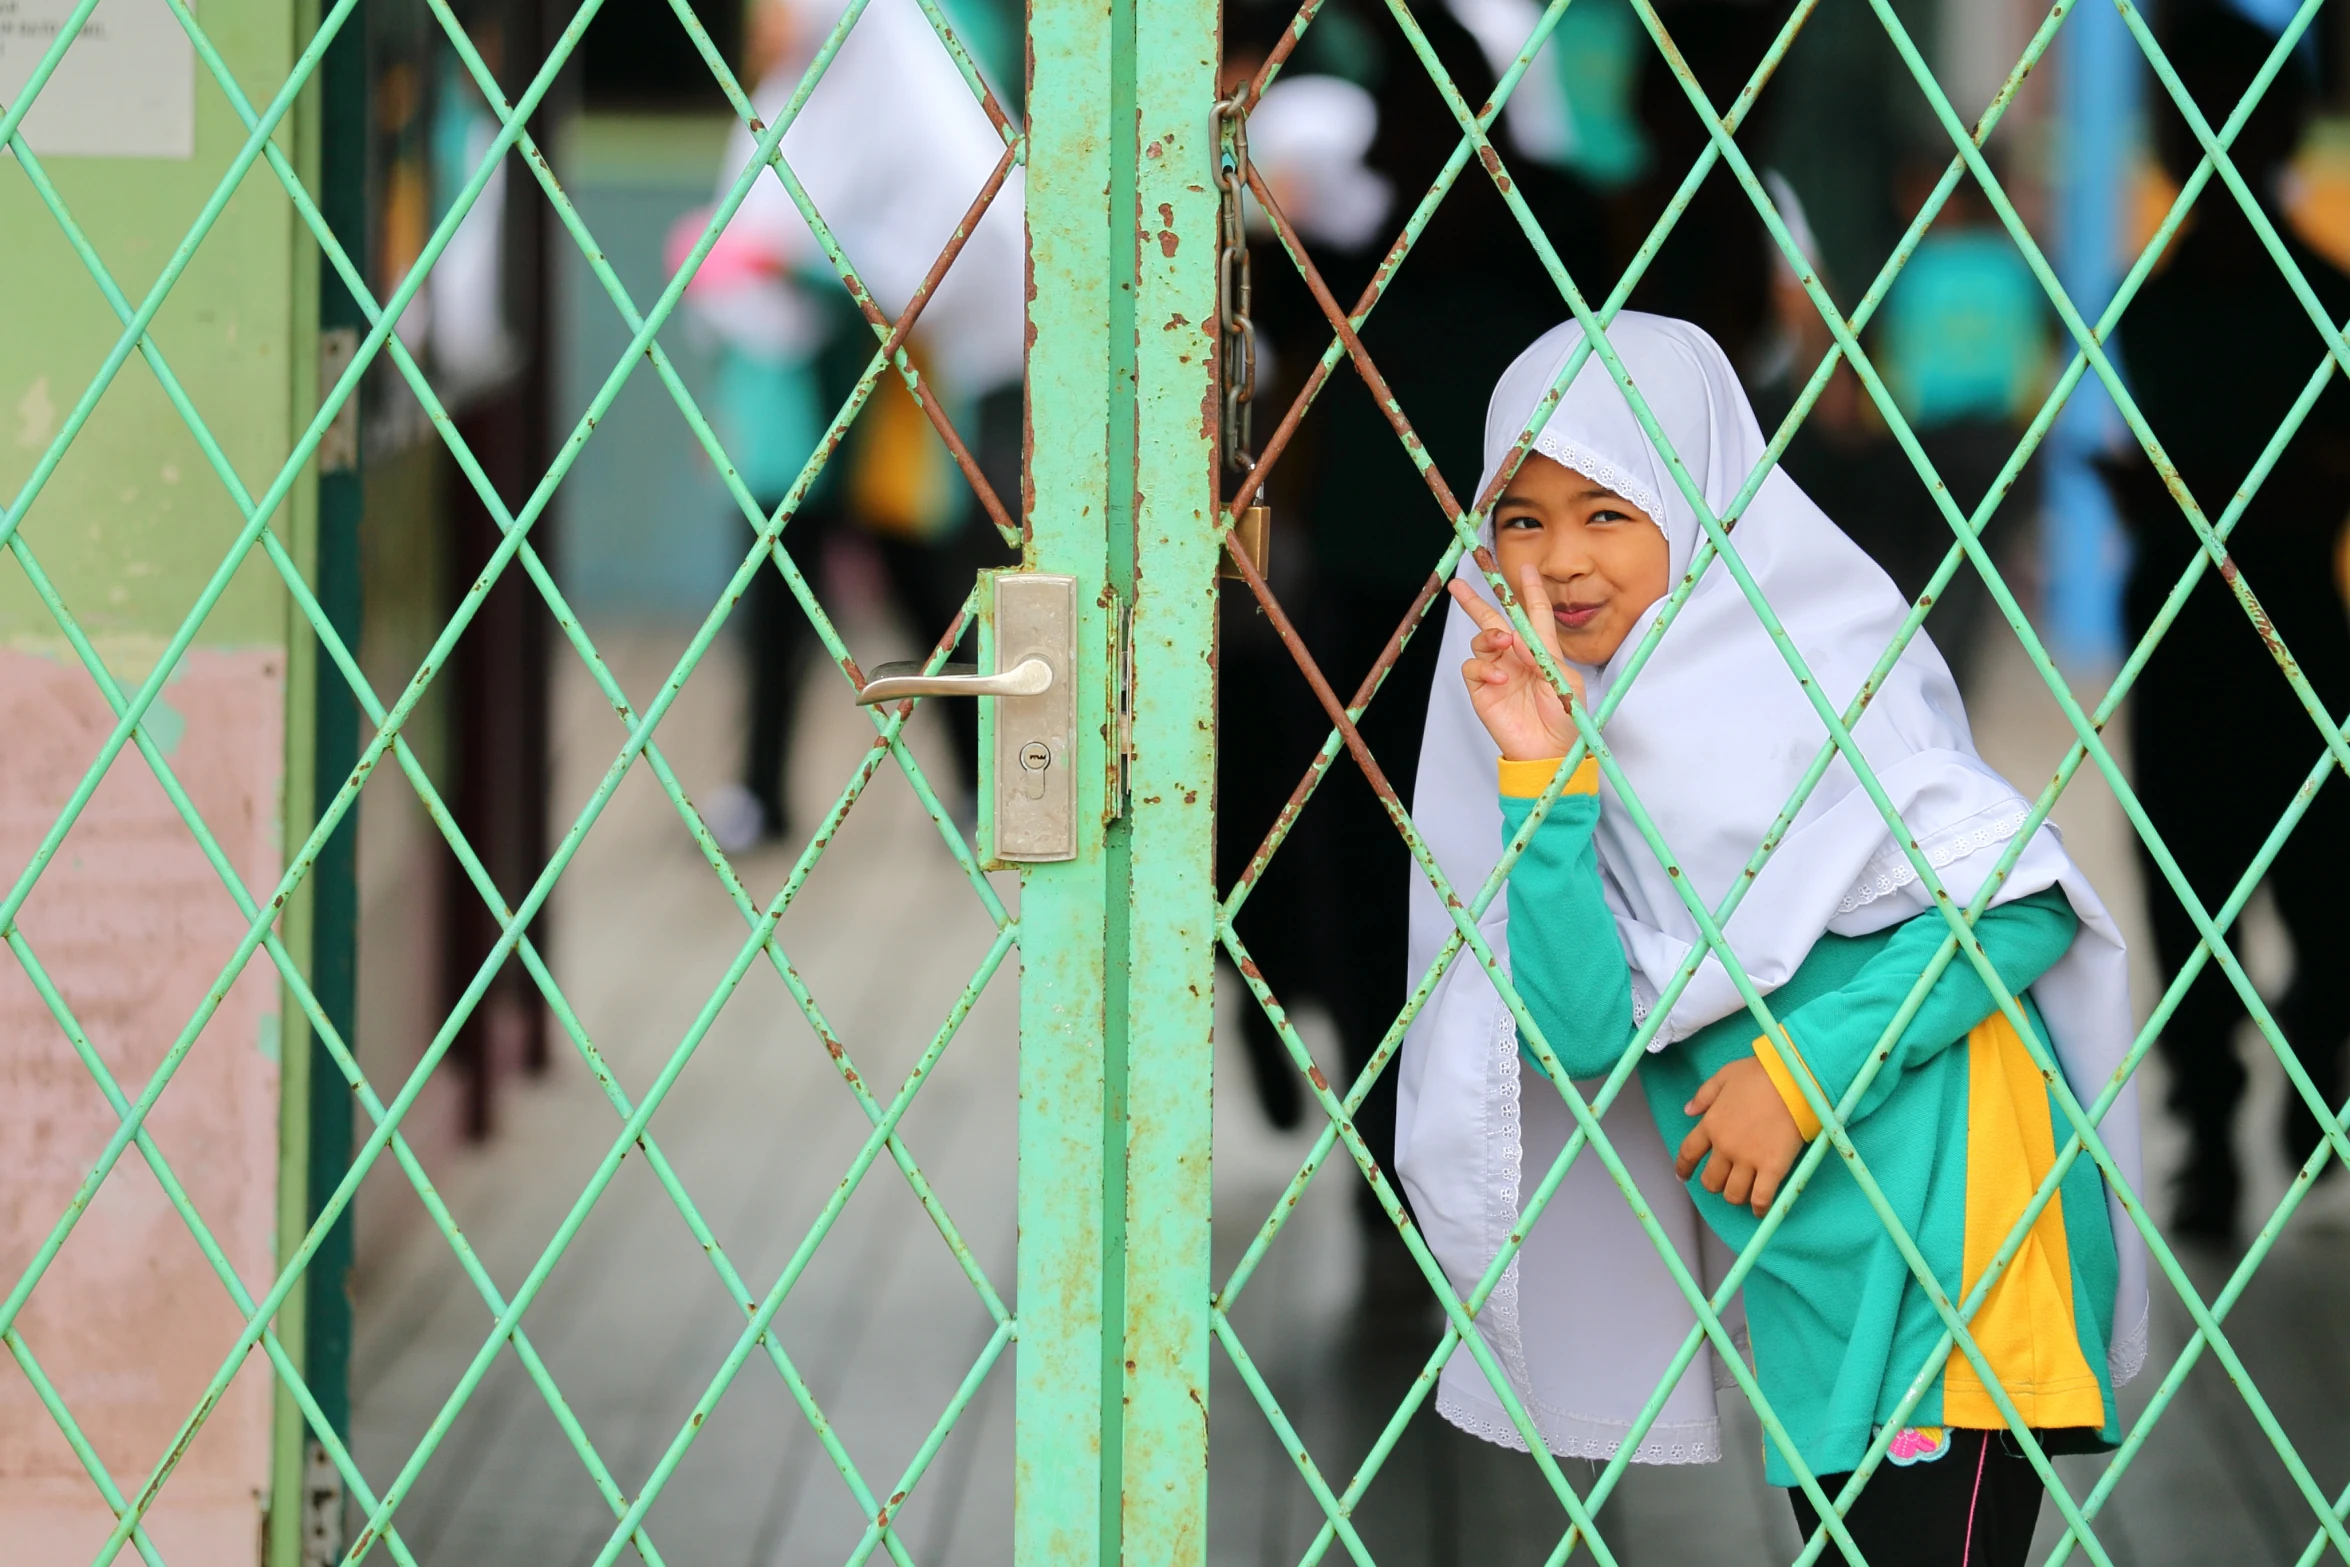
[1448,566,1587,762]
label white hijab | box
[1395,314,2147,1462]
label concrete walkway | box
[349,617,2350,1566]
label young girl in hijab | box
[1395,314,2147,1567]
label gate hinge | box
[317,327,361,476]
[1110,594,1134,820]
[300,1439,344,1565]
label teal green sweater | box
[1500,785,2121,1485]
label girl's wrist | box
[1498,723,1579,762]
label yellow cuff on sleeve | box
[1753,1030,1825,1141]
[1498,755,1601,799]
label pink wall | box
[1,645,286,1566]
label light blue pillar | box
[2225,0,2302,31]
[2043,0,2140,668]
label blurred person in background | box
[1609,3,1856,531]
[1613,0,1791,384]
[1863,150,2050,689]
[2100,4,2350,1241]
[1609,1,2051,693]
[1209,6,1393,1132]
[1527,0,1649,194]
[680,0,1024,851]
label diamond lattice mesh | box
[8,0,2350,1560]
[1211,1,2350,1564]
[1,1,1030,1562]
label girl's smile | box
[1490,452,1671,668]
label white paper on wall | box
[0,0,194,160]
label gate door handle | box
[845,571,1078,864]
[853,656,1053,706]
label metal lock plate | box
[988,572,1077,862]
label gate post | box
[1119,0,1222,1559]
[1017,0,1120,1558]
[1018,0,1220,1553]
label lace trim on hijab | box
[1434,1384,1724,1464]
[1833,807,2035,917]
[1531,429,1670,531]
[1486,991,1535,1398]
[2111,1305,2148,1387]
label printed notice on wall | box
[0,0,194,159]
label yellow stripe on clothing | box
[1752,1030,1826,1141]
[1497,755,1601,799]
[1943,1009,2106,1430]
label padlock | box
[1218,504,1272,582]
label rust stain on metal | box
[1219,533,1432,886]
[970,75,1016,143]
[1244,0,1330,109]
[1476,143,1512,194]
[1234,166,1467,523]
[1227,165,1440,513]
[1226,566,1448,903]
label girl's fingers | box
[1721,1162,1754,1208]
[1751,1167,1781,1216]
[1698,1154,1730,1195]
[1675,1123,1712,1182]
[1518,563,1566,662]
[1447,578,1508,634]
[1461,652,1514,690]
[1462,638,1512,688]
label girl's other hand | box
[1448,566,1585,762]
[1675,1057,1805,1216]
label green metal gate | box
[4,0,2349,1562]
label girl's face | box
[1491,452,1671,668]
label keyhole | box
[1018,740,1053,800]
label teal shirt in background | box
[1497,788,2120,1485]
[716,346,825,505]
[1877,230,2047,430]
[1545,0,1648,191]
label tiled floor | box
[348,619,2350,1565]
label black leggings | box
[1788,1430,2043,1567]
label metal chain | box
[1212,92,1256,484]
